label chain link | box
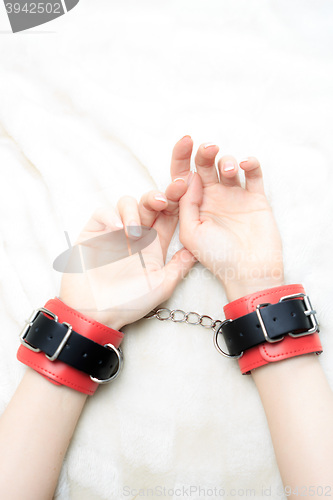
[144,308,222,332]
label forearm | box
[0,368,87,500]
[252,354,333,496]
[225,281,333,495]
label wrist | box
[58,295,126,331]
[70,309,125,332]
[251,351,320,380]
[218,283,322,375]
[18,298,124,395]
[223,276,285,302]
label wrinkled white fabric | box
[0,1,332,499]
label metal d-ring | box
[90,344,123,384]
[214,320,244,359]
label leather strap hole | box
[48,335,53,340]
[35,327,39,333]
[256,324,260,328]
[239,332,243,337]
[82,353,88,358]
[273,317,277,322]
[65,344,70,349]
[98,360,103,365]
[291,312,296,317]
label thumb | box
[162,247,196,298]
[179,172,203,247]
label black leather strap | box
[221,299,313,356]
[22,312,119,380]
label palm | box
[192,183,282,285]
[59,222,173,330]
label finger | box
[170,135,193,182]
[81,206,123,234]
[140,178,187,227]
[117,195,142,238]
[162,247,197,299]
[218,156,241,187]
[239,157,265,194]
[194,142,219,187]
[163,177,187,215]
[151,178,188,260]
[138,190,168,227]
[179,172,203,250]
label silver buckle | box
[256,303,285,343]
[279,293,320,336]
[256,294,319,343]
[20,307,73,361]
[90,344,123,384]
[215,294,319,358]
[45,322,73,361]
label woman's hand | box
[170,136,284,301]
[60,169,195,330]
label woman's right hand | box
[170,136,284,301]
[59,172,195,330]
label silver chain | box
[144,308,223,332]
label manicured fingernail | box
[115,220,124,228]
[154,194,168,203]
[173,177,186,184]
[181,135,191,140]
[223,161,235,172]
[203,142,217,149]
[128,222,142,238]
[239,158,249,164]
[187,171,195,186]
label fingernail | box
[223,161,235,172]
[173,177,186,184]
[128,222,142,238]
[115,220,124,228]
[203,142,217,149]
[187,171,195,186]
[181,135,191,140]
[239,158,249,164]
[154,194,168,203]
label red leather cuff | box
[224,285,322,374]
[17,298,124,395]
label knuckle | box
[117,195,136,209]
